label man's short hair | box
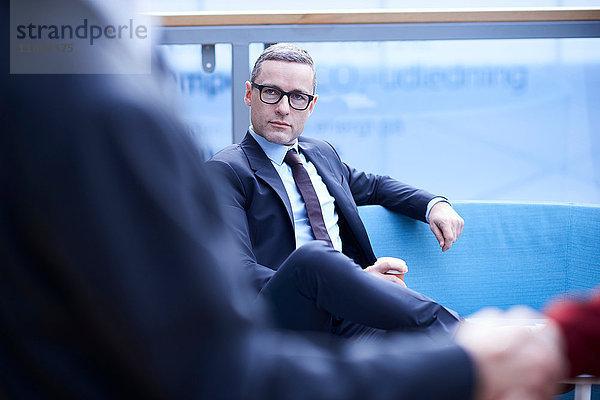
[250,43,317,93]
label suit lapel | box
[298,140,345,197]
[241,133,294,227]
[299,140,376,263]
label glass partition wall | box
[155,9,600,203]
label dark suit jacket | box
[206,132,436,292]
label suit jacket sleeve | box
[546,289,600,377]
[205,158,276,292]
[327,143,435,223]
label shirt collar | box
[249,126,299,166]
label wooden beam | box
[148,8,600,27]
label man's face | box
[245,60,317,146]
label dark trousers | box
[258,241,459,339]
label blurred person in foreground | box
[0,1,575,399]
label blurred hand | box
[365,257,407,287]
[457,307,567,400]
[429,201,464,252]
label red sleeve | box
[546,291,600,377]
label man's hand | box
[364,257,408,287]
[429,201,464,252]
[457,308,567,400]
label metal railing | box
[151,8,600,143]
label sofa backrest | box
[358,201,600,316]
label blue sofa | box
[359,201,600,315]
[359,201,600,399]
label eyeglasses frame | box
[250,82,315,111]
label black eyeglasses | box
[251,82,314,111]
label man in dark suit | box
[0,2,567,399]
[207,43,465,338]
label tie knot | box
[283,149,302,167]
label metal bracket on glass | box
[201,44,215,73]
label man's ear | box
[244,81,252,107]
[307,94,318,116]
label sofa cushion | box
[359,201,600,316]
